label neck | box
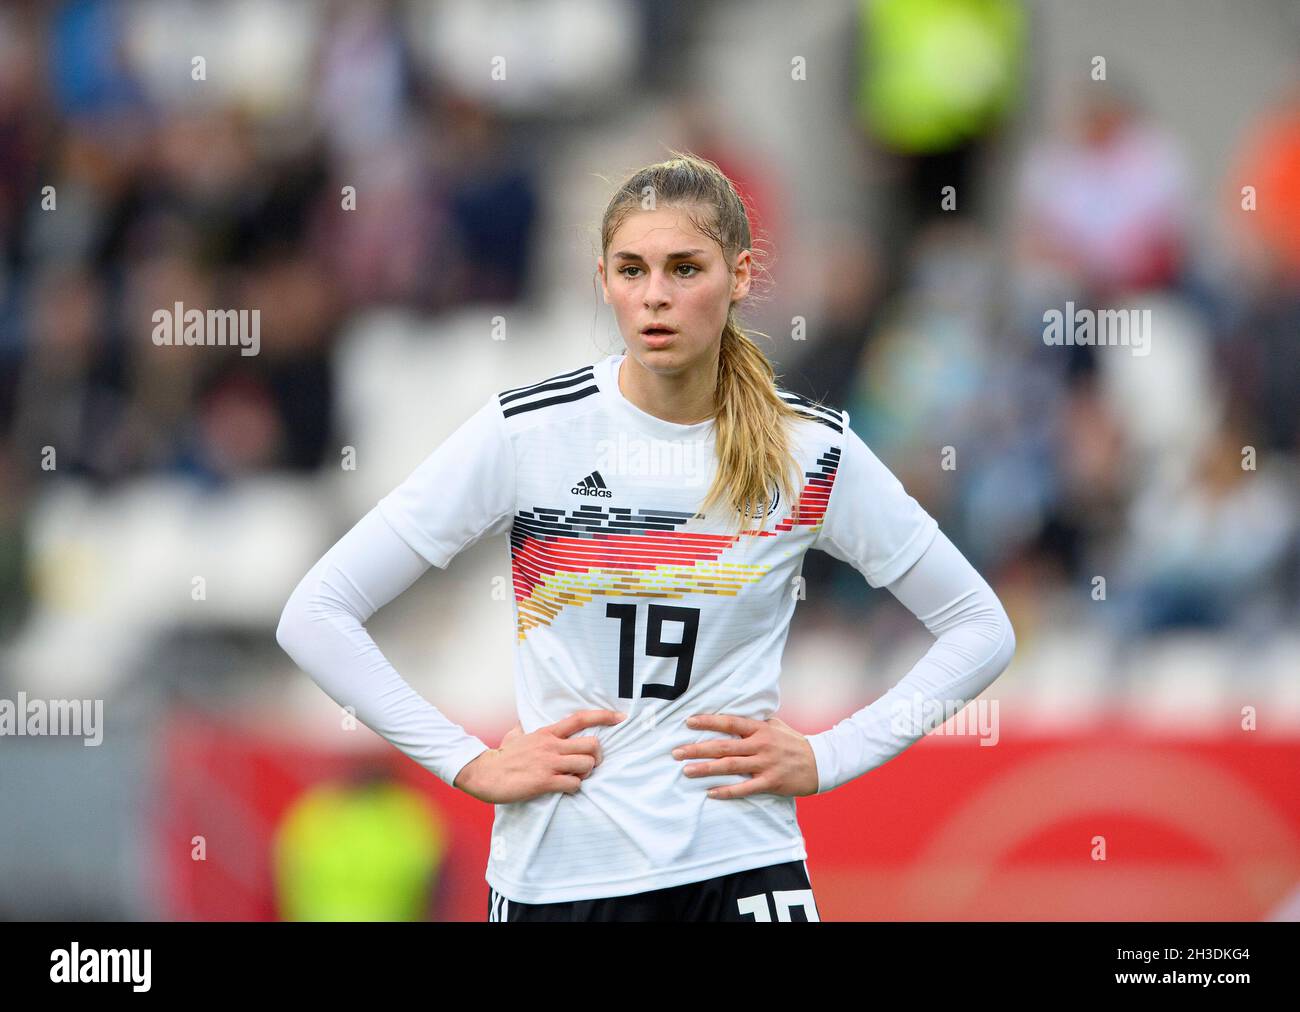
[618,353,718,426]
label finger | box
[704,775,773,800]
[557,737,603,766]
[553,735,601,767]
[555,734,601,756]
[686,713,760,737]
[683,756,764,779]
[552,774,583,795]
[554,753,597,777]
[548,709,628,739]
[673,737,760,761]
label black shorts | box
[487,859,820,922]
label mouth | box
[641,326,677,337]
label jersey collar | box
[595,354,717,443]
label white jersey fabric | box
[277,352,1015,904]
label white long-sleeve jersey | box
[276,352,1015,904]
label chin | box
[632,344,685,369]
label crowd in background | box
[797,74,1300,647]
[1,0,1297,658]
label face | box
[597,205,751,375]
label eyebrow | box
[611,249,708,262]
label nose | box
[643,268,672,309]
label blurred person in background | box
[664,98,789,277]
[427,91,540,308]
[9,265,121,482]
[1013,83,1191,301]
[782,226,884,612]
[1116,417,1296,638]
[309,0,436,311]
[1226,71,1300,286]
[1219,69,1300,456]
[843,222,1013,562]
[856,0,1024,282]
[274,759,449,921]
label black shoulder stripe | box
[501,383,600,418]
[499,367,596,407]
[778,390,843,430]
[778,388,840,418]
[791,407,843,434]
[499,364,595,400]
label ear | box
[596,256,610,304]
[731,249,753,302]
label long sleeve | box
[805,529,1016,794]
[275,505,493,788]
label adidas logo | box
[571,470,613,497]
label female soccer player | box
[276,152,1016,922]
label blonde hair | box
[599,150,823,532]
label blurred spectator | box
[1117,421,1296,636]
[10,265,125,483]
[309,130,442,308]
[787,226,883,415]
[846,220,1003,517]
[1218,72,1300,454]
[1226,76,1300,284]
[273,764,448,921]
[0,7,47,281]
[665,99,790,278]
[313,0,413,161]
[48,0,147,120]
[1217,283,1300,454]
[785,226,884,606]
[1013,86,1191,299]
[174,368,284,487]
[857,0,1025,250]
[425,92,540,307]
[411,0,639,117]
[236,254,338,469]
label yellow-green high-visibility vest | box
[859,0,1025,153]
[273,780,447,921]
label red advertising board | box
[156,710,1300,921]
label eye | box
[617,264,700,279]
